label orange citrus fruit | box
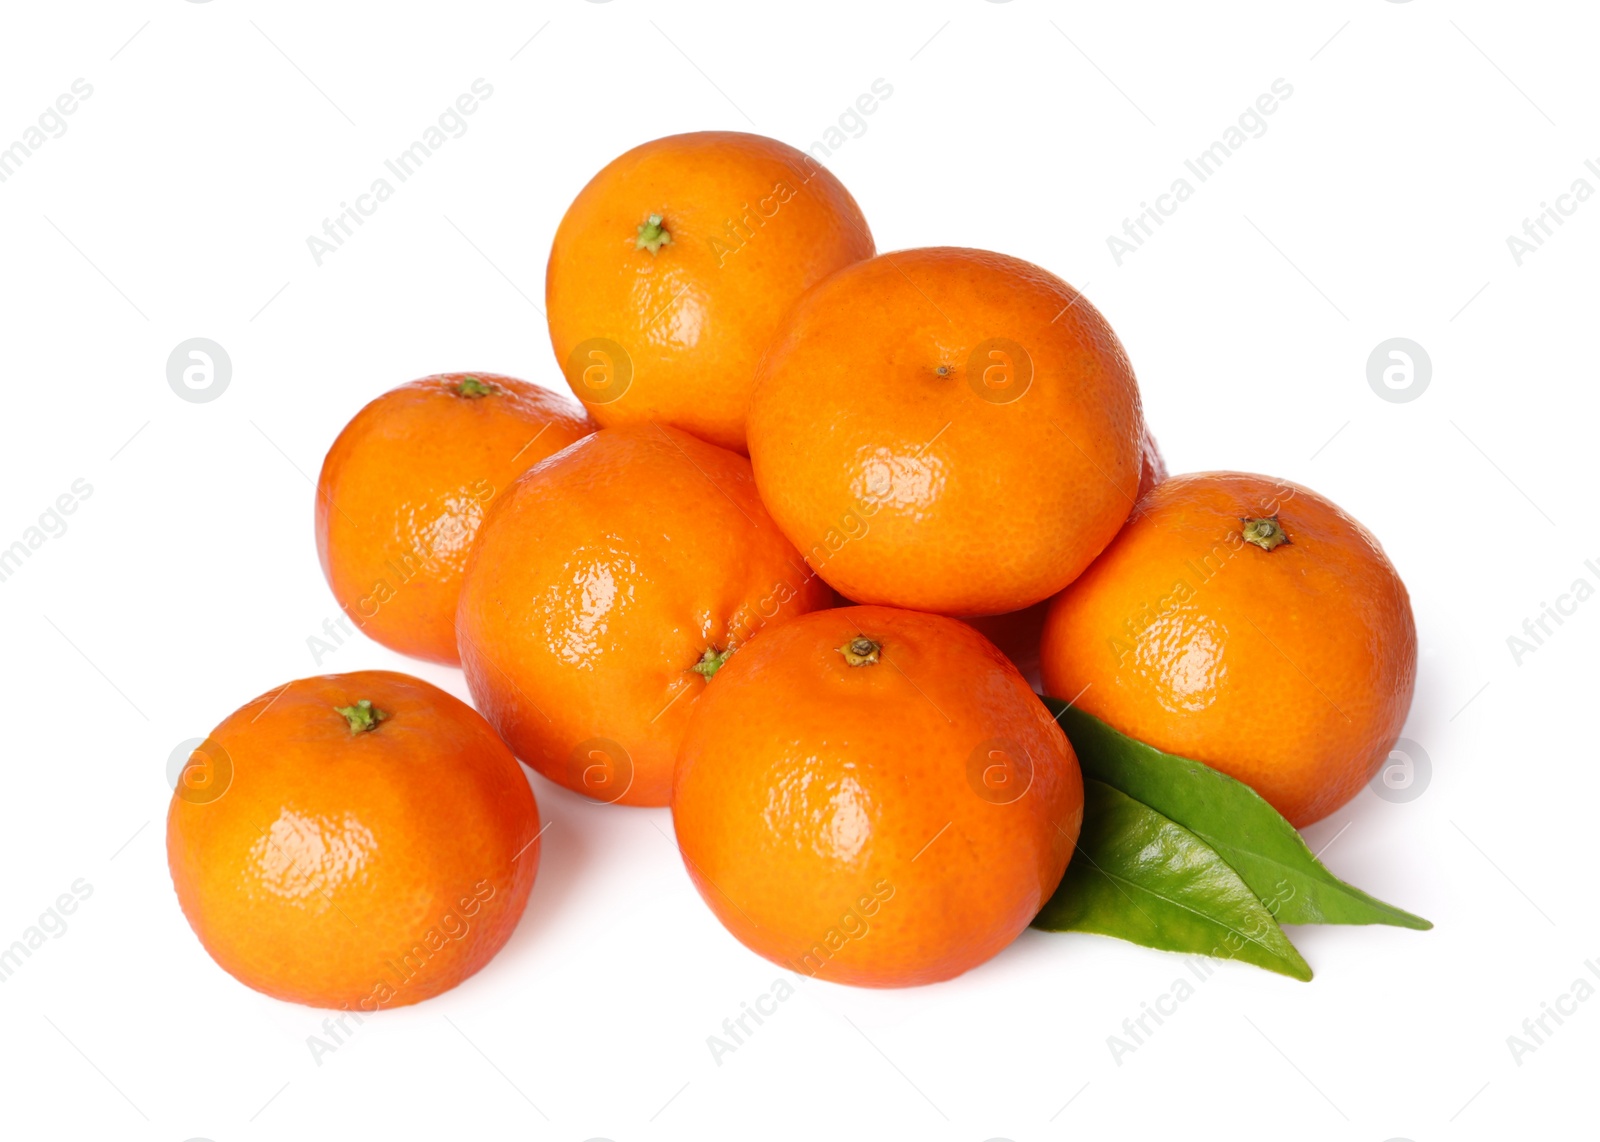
[315,373,593,664]
[672,606,1084,987]
[456,423,833,807]
[546,131,874,453]
[747,247,1143,616]
[167,670,540,1010]
[1039,472,1417,827]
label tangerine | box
[166,670,540,1010]
[546,131,874,452]
[1039,472,1417,827]
[456,423,832,807]
[747,247,1143,616]
[315,373,593,664]
[672,606,1083,987]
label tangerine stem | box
[692,646,733,680]
[335,700,388,733]
[456,377,496,398]
[838,637,881,666]
[635,213,672,254]
[1241,516,1290,551]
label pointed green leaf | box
[1035,780,1313,980]
[1043,698,1430,931]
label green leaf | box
[1035,779,1313,981]
[1043,698,1430,931]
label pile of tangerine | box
[167,132,1415,1007]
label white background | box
[0,2,1594,1139]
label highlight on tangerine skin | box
[672,606,1084,988]
[1039,471,1418,828]
[166,670,541,1011]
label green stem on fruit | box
[635,213,672,254]
[692,646,733,680]
[456,377,496,398]
[1240,516,1290,552]
[335,699,388,733]
[838,637,881,667]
